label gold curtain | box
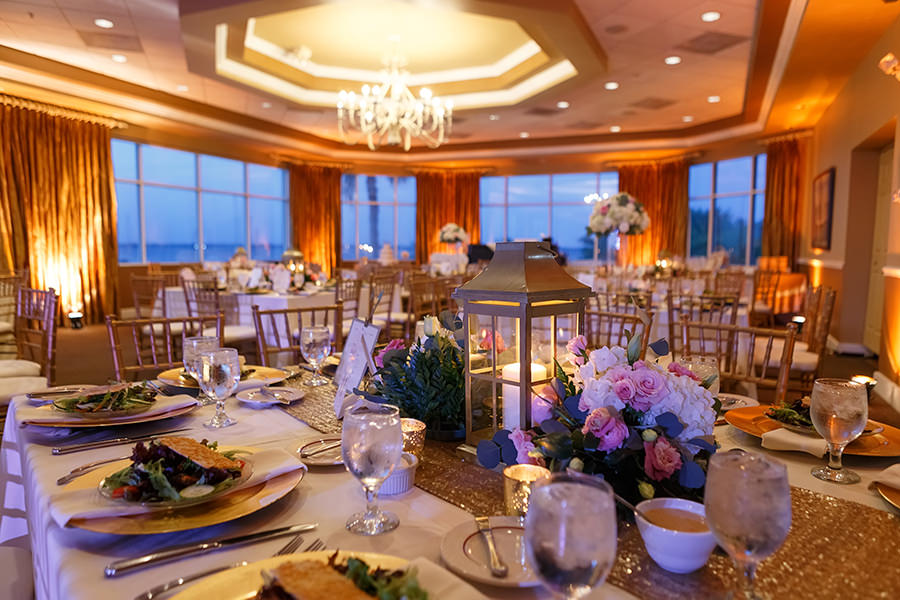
[415,170,482,263]
[617,159,689,266]
[0,102,118,322]
[288,163,342,276]
[763,137,807,268]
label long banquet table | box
[2,380,899,600]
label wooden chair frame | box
[666,292,739,361]
[750,270,781,327]
[584,309,653,359]
[335,276,363,321]
[593,290,653,314]
[15,287,59,385]
[252,303,344,368]
[130,274,167,319]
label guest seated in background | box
[467,243,494,265]
[542,237,567,266]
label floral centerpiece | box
[477,331,718,505]
[586,192,650,238]
[439,223,470,244]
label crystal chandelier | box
[337,55,453,151]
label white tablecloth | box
[0,398,635,600]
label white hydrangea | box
[585,192,650,237]
[642,370,716,443]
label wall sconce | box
[892,190,900,204]
[791,315,807,335]
[878,53,900,81]
[68,311,84,329]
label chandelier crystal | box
[337,55,453,151]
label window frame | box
[112,139,290,264]
[341,173,416,262]
[688,155,766,266]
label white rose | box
[579,377,623,412]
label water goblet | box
[679,354,720,397]
[300,326,332,387]
[809,378,868,484]
[524,473,617,600]
[183,335,218,406]
[198,347,240,429]
[342,402,403,535]
[705,451,792,600]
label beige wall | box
[801,15,900,368]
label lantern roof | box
[454,241,593,303]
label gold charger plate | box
[158,365,288,389]
[724,405,900,456]
[66,448,306,534]
[170,551,408,599]
[874,482,900,511]
[20,403,197,428]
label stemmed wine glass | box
[198,347,240,429]
[705,451,792,600]
[809,378,868,484]
[342,402,403,535]
[678,355,720,396]
[300,326,332,387]
[524,473,617,600]
[183,336,218,406]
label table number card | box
[333,318,381,418]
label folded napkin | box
[408,557,487,600]
[873,464,900,489]
[761,428,827,456]
[49,447,306,527]
[271,270,292,293]
[16,394,198,426]
[248,267,263,288]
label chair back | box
[680,316,797,404]
[809,287,836,355]
[15,287,59,384]
[0,275,22,326]
[666,293,739,360]
[584,309,652,358]
[714,270,746,297]
[130,274,166,319]
[405,276,439,340]
[593,290,653,314]
[753,270,781,309]
[252,303,343,368]
[105,313,224,382]
[182,275,221,318]
[368,272,398,323]
[335,276,363,321]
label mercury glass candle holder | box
[503,464,551,517]
[401,418,426,460]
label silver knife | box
[51,428,192,455]
[104,522,318,577]
[133,561,248,599]
[475,516,508,578]
[26,387,88,400]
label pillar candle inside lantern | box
[501,362,548,429]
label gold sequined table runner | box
[279,375,900,599]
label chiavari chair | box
[251,303,343,368]
[367,272,400,338]
[750,270,781,327]
[182,275,257,350]
[0,288,59,409]
[584,309,652,358]
[666,292,739,361]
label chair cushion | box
[753,339,820,373]
[0,360,41,378]
[0,377,48,405]
[752,301,774,313]
[141,322,186,337]
[204,325,257,344]
[0,320,11,334]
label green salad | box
[331,554,428,600]
[52,383,156,414]
[766,397,813,428]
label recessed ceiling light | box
[664,55,682,65]
[94,18,114,29]
[604,81,620,90]
[111,54,127,63]
[261,101,272,108]
[707,95,721,103]
[176,84,189,92]
[488,114,500,121]
[519,131,530,138]
[682,115,694,123]
[701,11,721,23]
[556,101,570,109]
[610,125,622,133]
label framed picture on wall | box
[811,167,835,250]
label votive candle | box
[503,464,551,517]
[401,418,426,460]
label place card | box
[333,318,381,418]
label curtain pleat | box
[0,103,118,323]
[617,159,689,266]
[288,163,342,276]
[763,138,806,268]
[415,171,481,263]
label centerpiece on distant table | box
[477,331,718,506]
[585,192,650,266]
[439,222,469,252]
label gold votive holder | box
[401,418,426,460]
[503,464,551,517]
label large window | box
[689,155,766,265]
[480,172,619,261]
[341,174,416,261]
[111,139,289,264]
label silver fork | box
[134,534,308,600]
[302,538,325,553]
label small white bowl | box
[635,497,717,574]
[381,452,418,496]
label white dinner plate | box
[237,388,305,408]
[296,436,343,466]
[440,516,539,588]
[718,392,759,411]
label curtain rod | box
[407,166,494,175]
[272,154,353,170]
[0,94,127,129]
[758,129,813,145]
[603,152,701,169]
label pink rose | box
[668,362,700,381]
[533,396,554,426]
[581,407,629,452]
[612,378,637,402]
[600,205,609,215]
[510,428,541,465]
[643,438,683,481]
[629,364,665,411]
[566,335,588,365]
[375,338,405,368]
[479,331,507,353]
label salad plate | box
[158,365,288,389]
[440,516,539,588]
[19,399,198,428]
[718,392,758,412]
[50,383,157,419]
[724,406,900,456]
[297,437,342,466]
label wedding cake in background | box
[378,243,396,265]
